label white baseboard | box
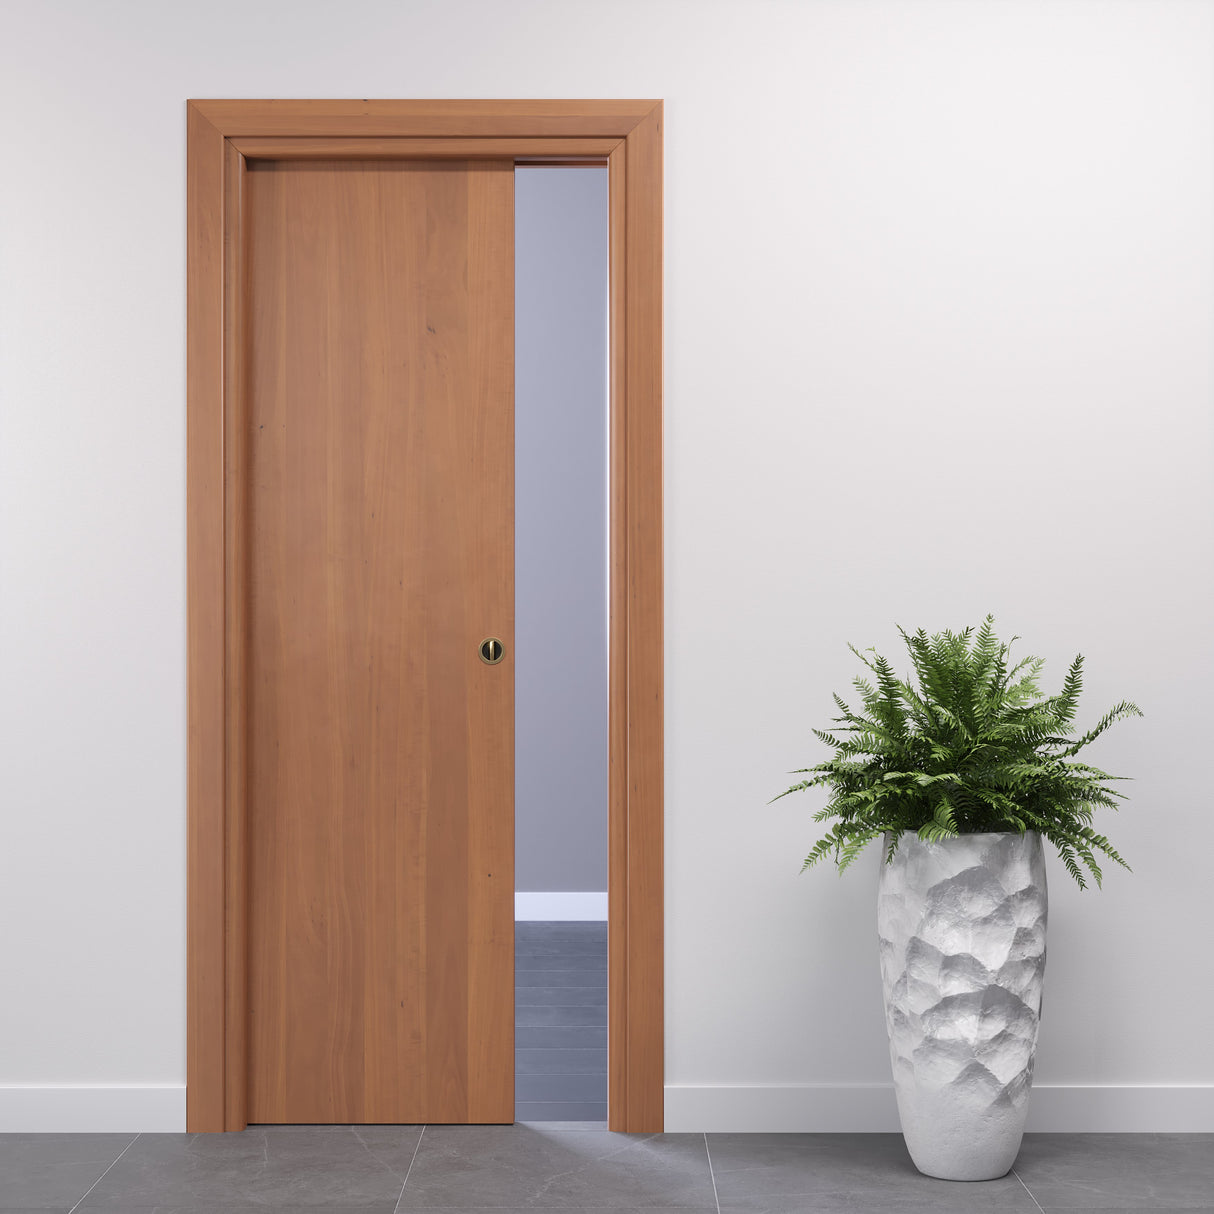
[664,1084,1214,1133]
[1023,1085,1214,1132]
[0,1085,186,1132]
[515,891,608,920]
[665,1084,900,1132]
[5,1080,1208,1134]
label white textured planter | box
[877,830,1047,1181]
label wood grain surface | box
[243,159,514,1123]
[623,101,664,1135]
[186,102,227,1134]
[231,136,616,161]
[188,101,663,1133]
[222,139,250,1132]
[192,98,658,138]
[612,101,664,1134]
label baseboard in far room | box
[515,891,608,921]
[663,1083,1214,1133]
[0,1085,186,1133]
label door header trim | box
[189,98,660,138]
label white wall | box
[515,166,609,903]
[0,0,1210,1132]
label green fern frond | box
[775,615,1141,889]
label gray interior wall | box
[514,165,609,893]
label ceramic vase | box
[877,830,1047,1181]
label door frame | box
[186,100,663,1133]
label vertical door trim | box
[186,100,664,1133]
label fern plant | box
[774,615,1142,889]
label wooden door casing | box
[187,100,663,1133]
[243,159,514,1124]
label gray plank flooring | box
[2,1128,1212,1211]
[515,920,607,1122]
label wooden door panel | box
[244,159,514,1124]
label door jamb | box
[186,100,663,1134]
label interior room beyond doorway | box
[514,164,610,1123]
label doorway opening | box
[514,165,610,1122]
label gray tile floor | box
[516,921,607,1122]
[2,1127,1212,1212]
[7,927,1209,1209]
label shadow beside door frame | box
[186,99,663,1134]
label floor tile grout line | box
[66,1131,139,1214]
[392,1123,426,1214]
[703,1131,722,1214]
[1011,1165,1047,1214]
